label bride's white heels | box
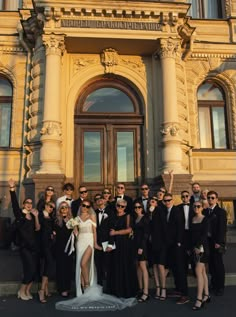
[17,290,29,300]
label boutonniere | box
[103,213,108,219]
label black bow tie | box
[66,198,72,201]
[142,198,148,201]
[183,203,190,206]
[117,196,122,198]
[99,209,104,214]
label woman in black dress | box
[36,186,56,214]
[38,201,56,303]
[8,178,40,300]
[190,200,210,310]
[133,201,150,302]
[106,199,138,298]
[54,201,73,297]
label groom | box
[94,194,115,289]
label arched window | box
[187,0,224,19]
[197,81,228,149]
[0,76,13,147]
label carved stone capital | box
[156,38,180,59]
[100,48,119,73]
[160,123,180,136]
[43,34,65,56]
[40,121,62,138]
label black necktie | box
[209,208,213,215]
[66,198,72,201]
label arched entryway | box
[74,77,144,196]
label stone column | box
[156,37,186,174]
[37,33,65,174]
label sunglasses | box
[82,204,90,208]
[163,199,172,202]
[117,186,124,189]
[25,201,33,204]
[159,189,166,194]
[95,197,102,201]
[61,206,68,210]
[181,195,189,198]
[151,197,158,202]
[193,205,201,208]
[141,187,149,191]
[46,188,54,192]
[80,190,87,194]
[48,205,54,209]
[65,188,73,191]
[207,196,216,200]
[116,204,126,209]
[134,206,142,209]
[103,191,110,194]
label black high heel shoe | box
[192,299,203,310]
[136,289,143,299]
[203,294,211,304]
[159,288,167,301]
[154,286,161,299]
[138,293,149,303]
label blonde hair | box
[56,201,72,227]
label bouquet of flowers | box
[66,217,81,230]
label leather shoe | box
[176,296,190,304]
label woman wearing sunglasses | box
[190,200,210,310]
[133,202,150,302]
[54,201,73,297]
[8,178,40,301]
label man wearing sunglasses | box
[190,182,201,205]
[71,185,89,217]
[163,193,189,304]
[113,183,133,215]
[134,183,151,213]
[203,191,227,296]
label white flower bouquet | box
[66,217,81,229]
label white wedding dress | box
[56,217,137,312]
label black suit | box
[203,204,227,292]
[95,206,115,287]
[71,198,83,218]
[166,205,188,296]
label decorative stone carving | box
[225,0,231,18]
[208,57,221,70]
[156,38,180,59]
[178,19,195,42]
[73,57,99,74]
[120,57,145,75]
[100,48,119,73]
[160,124,180,136]
[43,34,65,56]
[40,121,62,137]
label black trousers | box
[208,238,225,291]
[171,245,188,296]
[94,249,110,289]
[20,247,37,284]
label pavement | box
[0,286,236,317]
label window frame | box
[187,0,224,19]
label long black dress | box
[54,221,73,294]
[106,213,138,298]
[190,216,209,263]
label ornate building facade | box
[0,0,235,223]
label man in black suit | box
[164,193,189,304]
[71,185,88,217]
[203,190,227,296]
[113,183,133,214]
[94,194,115,288]
[134,183,151,213]
[190,182,201,205]
[178,191,195,274]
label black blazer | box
[177,203,195,230]
[71,198,83,217]
[95,206,115,246]
[203,204,227,245]
[166,205,185,247]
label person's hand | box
[110,229,117,236]
[106,246,113,252]
[138,248,143,255]
[215,243,220,249]
[168,170,174,177]
[94,243,102,250]
[30,209,39,217]
[194,247,201,254]
[8,178,16,188]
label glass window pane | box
[117,132,134,182]
[83,88,134,112]
[0,103,11,146]
[0,78,12,96]
[212,107,227,148]
[198,82,223,101]
[83,132,101,182]
[199,107,212,148]
[203,0,221,19]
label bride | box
[56,199,137,312]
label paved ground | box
[0,286,236,317]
